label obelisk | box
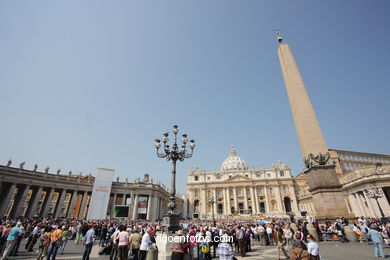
[277,41,328,158]
[276,31,349,218]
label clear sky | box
[1,1,389,194]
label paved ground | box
[6,240,390,260]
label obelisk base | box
[162,213,180,233]
[306,165,349,218]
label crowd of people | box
[0,216,388,260]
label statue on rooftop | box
[19,161,25,169]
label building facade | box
[0,163,171,221]
[187,147,300,219]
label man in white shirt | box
[139,228,152,260]
[307,234,321,260]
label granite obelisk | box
[276,31,349,218]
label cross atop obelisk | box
[276,31,328,160]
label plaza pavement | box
[9,240,390,260]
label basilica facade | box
[186,147,300,219]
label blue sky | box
[1,1,389,194]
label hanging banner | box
[137,196,149,214]
[87,168,115,219]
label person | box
[217,234,234,260]
[1,222,22,260]
[306,234,321,260]
[275,226,289,260]
[129,227,141,260]
[27,224,41,252]
[171,230,187,260]
[140,228,152,260]
[244,228,251,252]
[110,226,120,260]
[59,226,70,255]
[99,225,108,247]
[37,228,52,260]
[283,226,293,250]
[258,225,266,245]
[10,223,24,256]
[265,225,274,245]
[0,224,11,254]
[367,224,385,258]
[117,225,129,260]
[236,226,246,257]
[82,225,96,260]
[46,225,63,260]
[290,233,309,260]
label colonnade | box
[0,182,91,219]
[347,187,390,218]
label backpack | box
[296,248,304,260]
[201,243,209,254]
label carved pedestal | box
[162,213,180,233]
[306,165,349,218]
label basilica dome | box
[220,146,249,172]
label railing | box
[340,165,390,185]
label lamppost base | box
[162,213,180,233]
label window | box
[217,204,223,214]
[259,202,266,213]
[279,171,284,177]
[194,176,199,181]
[207,176,211,180]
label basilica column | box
[233,188,238,213]
[253,186,259,214]
[26,187,42,217]
[42,188,55,217]
[111,193,117,218]
[274,186,284,212]
[66,191,78,218]
[243,187,248,213]
[213,189,218,216]
[12,185,30,218]
[250,187,257,214]
[263,186,270,213]
[132,194,139,219]
[363,192,377,217]
[377,189,390,216]
[54,190,67,218]
[200,188,207,217]
[348,194,361,216]
[147,195,154,220]
[0,184,16,217]
[226,188,231,215]
[355,193,367,217]
[129,191,135,219]
[78,191,88,218]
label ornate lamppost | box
[364,187,385,218]
[208,195,216,227]
[155,125,195,232]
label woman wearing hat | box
[171,230,188,260]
